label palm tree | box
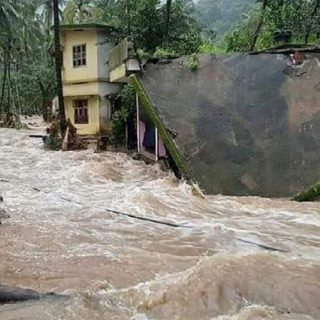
[63,0,94,23]
[53,0,67,134]
[0,0,24,114]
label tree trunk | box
[78,0,84,22]
[126,0,131,35]
[248,0,268,52]
[304,0,320,44]
[0,51,8,115]
[164,0,172,47]
[45,0,53,57]
[53,0,67,135]
[7,51,12,113]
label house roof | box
[59,23,116,32]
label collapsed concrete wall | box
[137,53,320,196]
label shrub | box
[187,54,199,71]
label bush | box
[293,183,320,202]
[199,42,226,55]
[187,54,199,71]
[154,47,178,59]
[110,84,136,146]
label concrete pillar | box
[136,93,140,152]
[155,127,159,161]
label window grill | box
[73,44,86,68]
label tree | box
[92,0,203,54]
[196,0,256,44]
[63,0,94,23]
[226,0,320,52]
[53,0,67,133]
[248,0,267,51]
[304,0,320,43]
[164,0,172,46]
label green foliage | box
[187,54,199,71]
[91,0,203,55]
[196,0,256,44]
[0,60,56,115]
[154,47,177,58]
[162,0,203,54]
[136,48,150,60]
[110,84,136,145]
[63,0,97,23]
[0,0,57,116]
[293,183,320,202]
[199,42,226,55]
[225,5,266,52]
[225,0,320,52]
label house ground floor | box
[63,81,120,136]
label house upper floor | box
[60,24,115,85]
[59,24,141,88]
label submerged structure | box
[131,51,320,197]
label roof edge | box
[59,23,116,32]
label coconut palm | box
[53,0,67,133]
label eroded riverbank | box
[0,127,319,319]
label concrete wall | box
[99,96,109,134]
[64,82,100,96]
[110,64,127,83]
[62,30,99,83]
[97,32,113,80]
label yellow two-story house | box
[60,23,120,136]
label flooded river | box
[0,125,319,319]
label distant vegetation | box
[1,0,320,117]
[196,0,255,44]
[196,0,320,52]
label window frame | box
[72,44,87,68]
[73,99,89,124]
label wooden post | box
[136,93,140,152]
[155,126,158,161]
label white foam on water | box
[0,126,319,319]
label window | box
[74,100,88,124]
[73,44,86,67]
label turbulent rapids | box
[0,124,319,320]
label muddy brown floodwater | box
[0,124,319,320]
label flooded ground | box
[0,123,319,319]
